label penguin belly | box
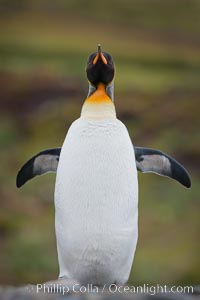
[55,118,138,285]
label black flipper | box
[134,147,191,188]
[16,148,61,188]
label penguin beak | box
[93,44,108,65]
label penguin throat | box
[81,83,116,120]
[87,82,114,101]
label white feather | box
[55,117,138,285]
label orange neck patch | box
[85,83,112,104]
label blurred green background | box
[0,0,199,286]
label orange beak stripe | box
[93,53,99,64]
[100,52,107,64]
[93,52,108,65]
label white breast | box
[55,118,138,285]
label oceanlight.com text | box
[35,283,194,296]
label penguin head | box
[86,44,115,87]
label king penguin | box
[16,44,191,286]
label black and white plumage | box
[134,147,191,188]
[17,146,191,189]
[16,148,61,188]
